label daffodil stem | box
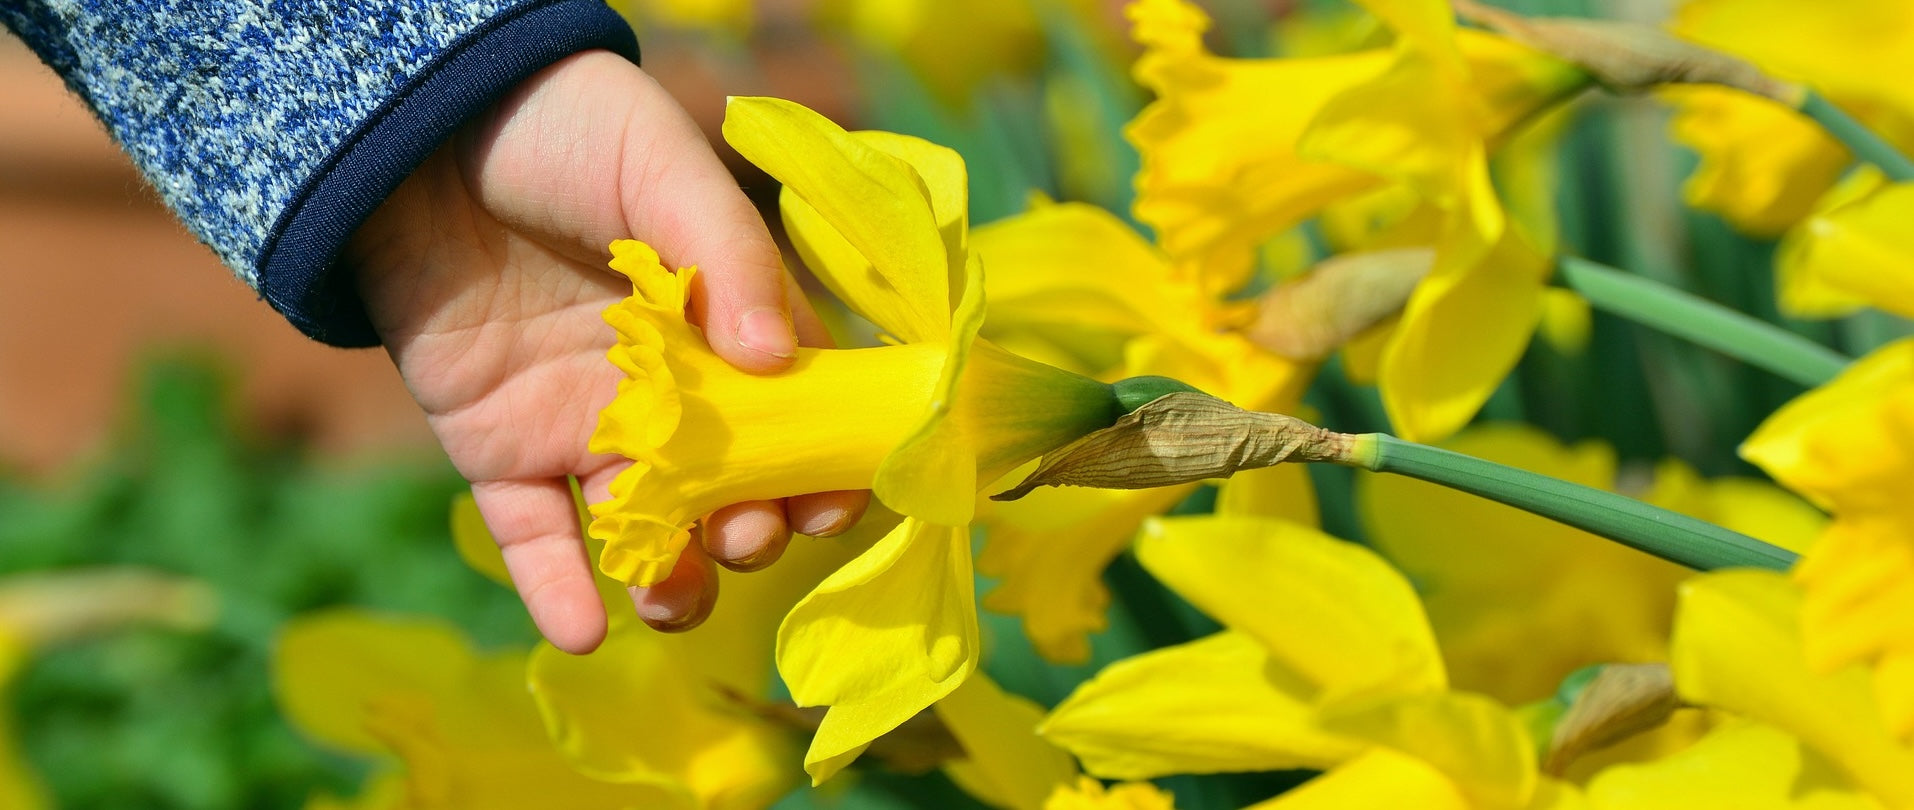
[1798,90,1914,182]
[1346,433,1798,572]
[1556,256,1851,387]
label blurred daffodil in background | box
[1666,0,1914,236]
[1126,0,1590,442]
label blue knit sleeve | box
[0,0,640,346]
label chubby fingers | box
[629,543,720,632]
[788,490,871,537]
[471,478,608,654]
[617,71,796,373]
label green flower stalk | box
[997,391,1799,573]
[1555,256,1852,387]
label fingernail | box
[633,589,710,633]
[737,307,796,359]
[795,507,852,538]
[718,543,781,572]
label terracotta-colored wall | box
[0,33,432,477]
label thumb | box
[618,71,798,373]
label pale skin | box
[347,50,868,653]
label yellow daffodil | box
[1127,0,1589,441]
[1358,424,1822,705]
[274,609,669,809]
[966,200,1317,662]
[1775,168,1914,321]
[1667,0,1914,236]
[590,96,1124,782]
[1742,338,1914,741]
[1667,570,1914,805]
[1040,511,1584,809]
[1307,0,1586,443]
[590,97,1118,586]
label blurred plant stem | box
[1798,91,1914,182]
[1348,433,1797,571]
[1557,256,1852,387]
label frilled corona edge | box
[587,240,695,587]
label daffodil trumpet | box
[587,96,1127,588]
[1000,392,1799,572]
[1556,255,1852,387]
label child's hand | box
[348,51,868,653]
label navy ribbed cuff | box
[257,0,640,346]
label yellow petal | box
[779,519,979,779]
[979,484,1194,664]
[275,610,668,809]
[878,255,1122,526]
[1741,338,1914,515]
[874,256,989,525]
[973,201,1191,366]
[933,671,1078,810]
[1793,517,1914,737]
[1671,570,1914,804]
[526,528,858,804]
[1777,170,1914,321]
[527,629,790,809]
[1213,460,1321,528]
[1586,719,1883,810]
[1301,48,1475,208]
[1378,181,1548,443]
[1135,516,1447,703]
[1042,630,1363,779]
[449,493,512,588]
[726,96,952,343]
[1662,86,1850,238]
[274,609,473,755]
[1322,691,1537,810]
[1244,747,1469,810]
[1127,0,1389,290]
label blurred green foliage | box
[0,352,532,810]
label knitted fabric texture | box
[1,0,639,345]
